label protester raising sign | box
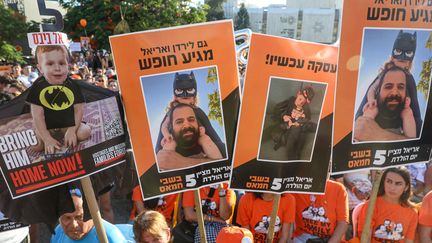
[110,20,240,199]
[230,33,337,194]
[332,0,432,174]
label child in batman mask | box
[26,45,91,154]
[355,30,421,138]
[155,71,226,158]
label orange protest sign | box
[230,33,337,194]
[110,20,240,199]
[332,0,432,174]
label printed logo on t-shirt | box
[156,197,167,212]
[302,206,330,222]
[254,215,281,233]
[301,205,332,238]
[253,215,281,243]
[39,85,74,110]
[373,219,404,241]
[201,199,218,216]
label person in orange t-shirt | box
[183,183,235,243]
[419,190,432,241]
[236,192,295,243]
[293,179,349,243]
[129,186,177,226]
[357,167,418,243]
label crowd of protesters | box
[1,48,432,243]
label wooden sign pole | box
[81,176,108,243]
[194,189,207,243]
[267,194,281,243]
[360,170,382,243]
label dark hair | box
[253,192,264,199]
[167,103,196,134]
[377,167,413,208]
[0,75,10,85]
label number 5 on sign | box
[186,174,196,187]
[271,178,282,190]
[373,150,386,165]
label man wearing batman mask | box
[154,71,226,171]
[354,30,421,141]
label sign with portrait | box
[332,0,432,174]
[0,95,126,198]
[230,33,337,194]
[110,20,240,199]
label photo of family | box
[353,28,432,143]
[257,77,326,162]
[140,66,228,172]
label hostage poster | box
[110,20,240,199]
[0,211,27,233]
[332,0,432,174]
[230,33,337,194]
[0,93,127,199]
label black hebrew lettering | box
[367,7,406,21]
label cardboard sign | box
[27,32,69,49]
[0,211,27,232]
[332,0,432,174]
[110,20,240,199]
[69,42,81,52]
[0,96,126,198]
[230,33,337,194]
[0,66,11,76]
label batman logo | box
[39,85,75,111]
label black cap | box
[173,72,197,97]
[392,30,416,61]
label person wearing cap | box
[271,86,315,160]
[154,71,226,171]
[216,226,254,243]
[354,30,421,141]
[51,191,127,243]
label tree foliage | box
[417,33,432,100]
[59,0,207,50]
[207,90,222,125]
[0,4,30,63]
[235,3,250,30]
[205,0,225,21]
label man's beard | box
[378,94,405,116]
[376,94,405,129]
[174,126,199,148]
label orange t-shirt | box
[182,184,235,218]
[236,193,295,243]
[130,186,177,222]
[293,180,349,239]
[358,196,418,242]
[419,191,432,228]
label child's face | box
[392,58,411,70]
[175,96,195,105]
[37,49,69,84]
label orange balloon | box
[80,19,87,28]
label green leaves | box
[60,0,207,50]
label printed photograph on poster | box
[140,66,228,172]
[0,96,124,167]
[353,28,432,143]
[257,77,326,162]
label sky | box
[355,28,432,120]
[140,66,226,148]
